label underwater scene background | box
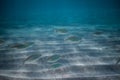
[0,0,120,80]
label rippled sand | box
[0,25,120,80]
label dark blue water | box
[0,0,120,25]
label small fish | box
[0,39,5,44]
[47,55,61,63]
[110,40,120,44]
[94,31,103,35]
[65,36,80,42]
[24,54,41,64]
[9,42,34,49]
[116,58,120,64]
[55,28,68,34]
[50,63,62,69]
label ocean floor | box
[0,24,120,80]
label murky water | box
[0,24,120,80]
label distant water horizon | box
[0,0,120,26]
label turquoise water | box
[0,0,120,80]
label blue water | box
[1,0,120,25]
[0,0,120,80]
